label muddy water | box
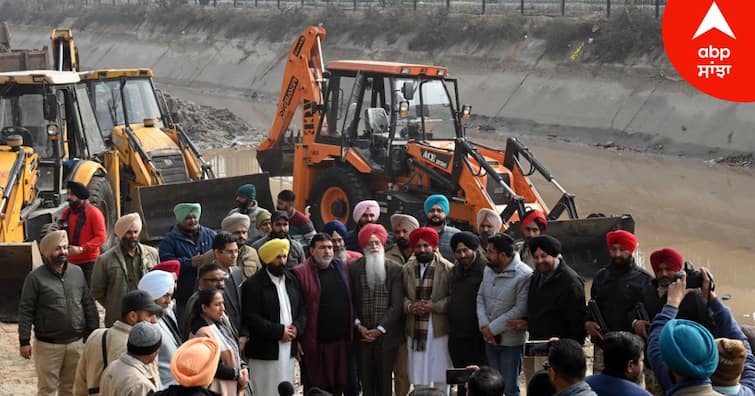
[163,84,755,323]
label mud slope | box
[4,7,755,156]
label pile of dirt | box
[163,93,263,149]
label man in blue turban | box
[159,202,216,325]
[423,194,459,262]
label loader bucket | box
[256,146,294,177]
[135,173,274,241]
[0,242,43,322]
[510,214,635,278]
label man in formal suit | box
[242,238,306,396]
[207,232,248,347]
[348,224,405,396]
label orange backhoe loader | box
[257,26,633,276]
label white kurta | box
[249,271,296,396]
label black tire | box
[308,166,369,230]
[87,176,117,248]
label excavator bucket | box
[510,214,635,278]
[0,242,43,322]
[135,174,275,241]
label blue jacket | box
[586,374,652,396]
[648,300,755,396]
[158,225,216,306]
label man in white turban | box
[476,208,503,251]
[91,212,160,326]
[139,270,181,389]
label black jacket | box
[241,268,306,360]
[448,253,487,337]
[17,261,99,345]
[588,260,653,332]
[640,281,716,335]
[149,385,220,396]
[527,260,587,342]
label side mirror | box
[43,93,58,121]
[461,104,472,120]
[401,81,415,101]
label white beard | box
[365,250,386,290]
[334,247,347,263]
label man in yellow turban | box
[159,202,216,325]
[91,213,160,326]
[241,237,305,396]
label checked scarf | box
[412,262,435,352]
[359,265,389,330]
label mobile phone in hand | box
[524,340,551,356]
[446,368,473,384]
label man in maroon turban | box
[516,209,548,267]
[347,224,404,396]
[586,230,652,372]
[403,227,454,392]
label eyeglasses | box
[223,249,239,255]
[202,277,225,283]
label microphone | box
[278,381,295,396]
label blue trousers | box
[486,344,523,396]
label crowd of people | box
[16,181,755,396]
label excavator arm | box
[256,25,327,177]
[50,28,78,72]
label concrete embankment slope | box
[6,11,755,154]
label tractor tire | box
[87,176,117,248]
[308,166,369,230]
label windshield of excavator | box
[91,78,163,134]
[394,78,457,141]
[0,86,53,157]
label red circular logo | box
[662,0,755,102]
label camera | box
[446,368,473,384]
[674,261,709,290]
[524,340,551,357]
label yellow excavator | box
[257,26,634,277]
[0,69,114,321]
[0,28,272,321]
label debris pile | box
[163,93,263,149]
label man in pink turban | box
[348,223,405,396]
[345,200,381,253]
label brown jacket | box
[99,352,159,396]
[670,383,721,396]
[402,252,454,338]
[386,244,411,266]
[91,244,159,327]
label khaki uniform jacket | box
[91,244,159,326]
[74,321,159,396]
[74,321,130,396]
[200,244,261,280]
[402,252,454,338]
[99,352,159,396]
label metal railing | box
[49,0,666,18]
